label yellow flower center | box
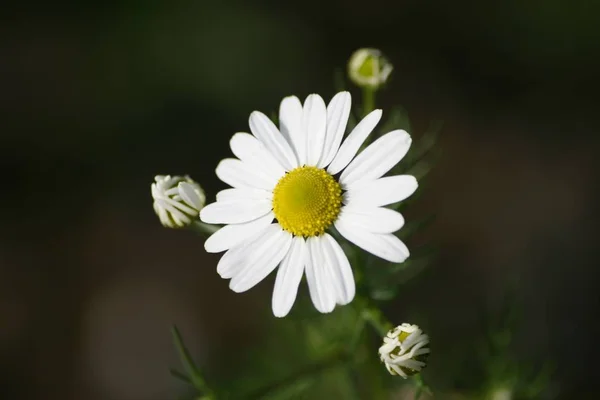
[272,166,342,237]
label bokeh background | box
[1,1,599,399]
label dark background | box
[1,1,599,399]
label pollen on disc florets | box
[272,166,342,237]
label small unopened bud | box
[379,323,430,378]
[348,48,393,89]
[151,175,205,228]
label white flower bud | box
[151,175,205,228]
[379,323,430,378]
[348,48,393,89]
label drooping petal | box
[249,111,298,170]
[337,205,405,234]
[302,94,327,166]
[216,158,275,190]
[216,225,272,279]
[320,233,355,305]
[199,199,271,224]
[327,109,382,175]
[216,188,272,203]
[229,132,286,181]
[335,218,410,263]
[229,226,292,293]
[340,129,412,188]
[319,91,351,168]
[272,236,306,317]
[204,212,274,253]
[305,236,336,313]
[343,175,418,207]
[279,96,306,164]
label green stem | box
[245,351,348,399]
[362,87,376,117]
[189,221,220,236]
[171,325,215,399]
[359,87,378,153]
[358,296,393,336]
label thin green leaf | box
[369,287,398,301]
[170,368,192,384]
[397,214,436,240]
[171,325,211,394]
[395,119,443,175]
[379,105,412,133]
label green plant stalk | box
[359,86,380,153]
[189,221,220,236]
[171,325,215,399]
[362,87,375,118]
[244,351,349,399]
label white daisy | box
[379,323,430,378]
[152,175,205,228]
[200,91,418,317]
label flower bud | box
[151,175,205,228]
[379,323,430,378]
[347,48,393,89]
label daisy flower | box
[379,323,430,378]
[152,175,205,228]
[200,91,418,317]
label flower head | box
[152,175,205,228]
[200,91,418,317]
[379,323,430,378]
[348,48,393,89]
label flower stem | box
[189,221,220,236]
[362,87,376,117]
[359,86,378,152]
[357,296,393,336]
[171,325,216,399]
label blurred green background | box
[1,0,599,399]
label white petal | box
[319,91,351,168]
[327,109,382,175]
[204,212,274,253]
[155,199,191,227]
[343,175,418,207]
[229,132,286,181]
[249,111,298,170]
[216,225,274,279]
[153,202,172,227]
[305,236,336,313]
[279,96,306,164]
[335,218,410,263]
[302,94,327,166]
[320,234,355,305]
[216,188,272,203]
[156,195,196,216]
[199,199,271,224]
[229,226,292,293]
[337,206,405,234]
[216,158,275,191]
[178,182,203,210]
[340,129,412,187]
[272,237,306,317]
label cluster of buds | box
[379,323,430,378]
[347,48,393,89]
[151,175,205,228]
